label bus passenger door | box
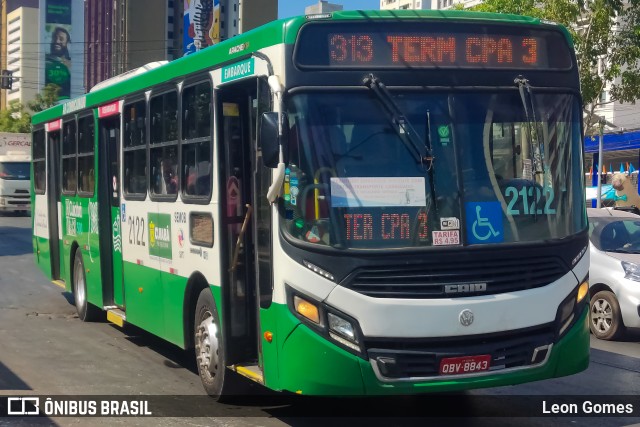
[98,116,125,308]
[46,129,62,280]
[217,83,258,365]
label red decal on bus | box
[98,101,121,118]
[46,119,61,132]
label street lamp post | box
[596,117,605,208]
[588,111,619,209]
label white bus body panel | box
[273,222,589,338]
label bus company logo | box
[112,218,122,253]
[178,229,184,248]
[444,283,486,294]
[229,42,249,55]
[154,225,170,244]
[148,214,172,259]
[88,202,99,234]
[459,309,474,326]
[149,221,156,248]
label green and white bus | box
[31,10,590,397]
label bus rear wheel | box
[73,251,102,322]
[195,288,236,399]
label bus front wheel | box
[194,288,236,399]
[72,251,102,322]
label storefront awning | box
[584,129,640,153]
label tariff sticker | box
[433,230,459,246]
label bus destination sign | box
[329,33,541,68]
[296,22,572,70]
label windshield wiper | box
[514,75,544,182]
[363,74,432,166]
[363,74,439,220]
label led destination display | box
[296,22,572,70]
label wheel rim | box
[591,298,613,334]
[196,311,219,377]
[74,259,86,309]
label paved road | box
[1,214,639,426]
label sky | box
[278,0,380,19]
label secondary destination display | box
[296,22,572,70]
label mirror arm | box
[267,75,286,204]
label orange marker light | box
[138,287,143,293]
[294,296,320,324]
[264,331,273,343]
[577,281,589,303]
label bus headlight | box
[328,312,360,351]
[287,286,365,357]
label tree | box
[27,83,60,113]
[472,0,640,135]
[0,102,31,133]
[0,84,61,133]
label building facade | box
[83,1,276,91]
[5,3,39,108]
[84,0,169,92]
[380,0,428,9]
[380,0,487,10]
[305,0,343,14]
[182,0,276,56]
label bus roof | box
[32,10,564,126]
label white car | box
[588,207,640,340]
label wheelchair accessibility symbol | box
[465,202,504,244]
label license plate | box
[439,354,491,375]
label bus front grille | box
[365,323,555,379]
[343,256,566,298]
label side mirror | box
[260,112,288,168]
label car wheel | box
[589,290,625,340]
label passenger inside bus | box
[185,161,211,196]
[159,158,178,195]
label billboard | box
[183,0,220,56]
[44,0,71,99]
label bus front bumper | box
[276,307,589,396]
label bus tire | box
[194,287,235,399]
[73,251,102,322]
[589,290,625,340]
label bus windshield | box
[0,162,30,180]
[283,91,585,249]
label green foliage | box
[27,84,60,113]
[0,102,31,133]
[471,0,640,134]
[0,84,61,133]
